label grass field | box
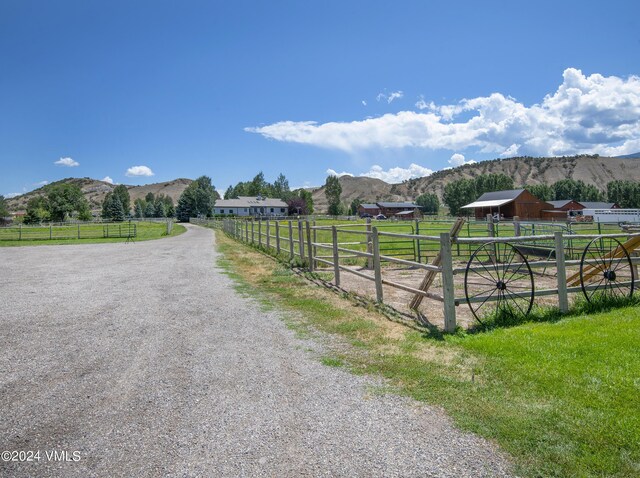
[215,230,640,478]
[0,221,186,246]
[219,217,622,265]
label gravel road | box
[0,225,512,477]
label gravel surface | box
[0,225,513,477]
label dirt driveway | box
[0,225,512,477]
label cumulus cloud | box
[125,165,154,177]
[102,176,114,184]
[448,153,476,167]
[247,68,640,157]
[326,168,354,178]
[54,157,79,167]
[5,192,20,198]
[360,163,433,183]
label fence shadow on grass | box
[465,293,640,334]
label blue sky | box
[1,0,639,197]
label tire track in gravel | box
[0,224,513,477]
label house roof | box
[377,202,418,208]
[548,200,579,209]
[360,203,379,209]
[216,196,287,208]
[461,189,525,209]
[579,202,617,209]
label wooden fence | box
[194,217,640,332]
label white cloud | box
[54,157,79,167]
[102,176,114,184]
[448,153,476,167]
[326,168,354,178]
[376,90,404,104]
[5,192,20,198]
[125,165,154,177]
[247,68,640,157]
[362,100,367,106]
[360,163,434,183]
[34,180,49,187]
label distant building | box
[357,203,381,217]
[357,202,421,219]
[377,202,421,218]
[579,202,619,209]
[541,199,585,221]
[461,189,552,220]
[214,196,288,217]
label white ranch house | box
[215,196,288,217]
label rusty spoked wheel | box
[464,241,534,324]
[580,236,635,302]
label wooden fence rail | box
[202,217,640,333]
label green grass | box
[214,230,640,478]
[0,221,186,246]
[213,217,622,266]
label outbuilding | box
[461,189,552,220]
[357,203,381,217]
[214,196,288,217]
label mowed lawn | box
[215,230,640,477]
[0,221,185,246]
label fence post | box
[555,231,569,313]
[266,220,270,250]
[288,221,294,259]
[313,219,317,269]
[372,227,383,302]
[486,213,495,237]
[298,221,305,260]
[19,224,22,241]
[513,216,521,236]
[258,220,262,247]
[332,226,340,287]
[440,232,457,333]
[251,220,254,244]
[78,224,81,239]
[275,221,280,254]
[306,221,314,271]
[366,218,373,269]
[415,219,421,263]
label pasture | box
[0,221,185,246]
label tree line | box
[442,175,640,216]
[224,171,314,216]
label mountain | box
[311,155,640,212]
[392,155,640,200]
[615,152,640,159]
[310,175,406,212]
[6,177,193,212]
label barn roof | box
[360,203,379,209]
[548,200,577,208]
[377,202,418,208]
[461,189,526,209]
[580,202,617,209]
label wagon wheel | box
[580,236,635,302]
[464,242,534,324]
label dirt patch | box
[315,261,580,330]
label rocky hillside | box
[310,176,406,212]
[393,155,640,200]
[309,155,640,212]
[7,177,193,212]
